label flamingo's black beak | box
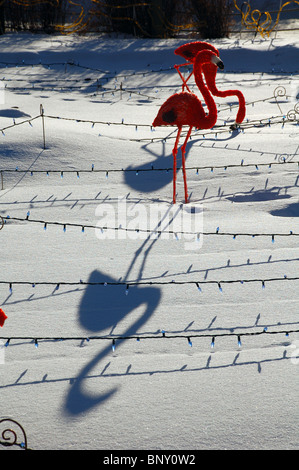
[217,59,224,70]
[211,54,224,70]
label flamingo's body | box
[152,49,222,204]
[153,92,207,130]
[174,41,246,127]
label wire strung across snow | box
[1,101,298,142]
[0,115,40,135]
[0,110,297,143]
[0,327,298,350]
[0,80,293,106]
[1,73,297,87]
[0,58,298,79]
[2,215,298,241]
[1,157,298,177]
[2,83,162,101]
[1,276,298,291]
[43,110,294,129]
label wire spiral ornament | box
[273,86,286,98]
[287,102,299,121]
[0,418,29,450]
[273,85,287,114]
[0,215,4,231]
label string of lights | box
[1,77,98,82]
[0,61,180,80]
[1,276,298,292]
[0,60,109,74]
[142,109,298,142]
[0,328,298,350]
[2,83,162,101]
[0,115,40,135]
[0,79,295,111]
[1,73,297,86]
[133,118,296,143]
[1,111,296,141]
[0,59,298,79]
[2,83,112,93]
[42,108,296,131]
[1,78,293,107]
[1,157,298,177]
[2,215,298,241]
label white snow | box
[0,28,298,451]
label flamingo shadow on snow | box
[64,205,187,415]
[64,270,161,415]
[65,270,160,415]
[63,206,180,415]
[124,130,241,195]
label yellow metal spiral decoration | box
[55,0,87,34]
[233,0,299,38]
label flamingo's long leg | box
[174,63,192,92]
[183,70,194,91]
[172,126,182,204]
[181,126,192,203]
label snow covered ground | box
[0,27,298,450]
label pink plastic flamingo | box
[152,49,224,204]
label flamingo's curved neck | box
[202,64,246,124]
[193,55,217,129]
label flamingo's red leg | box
[183,71,194,91]
[172,126,182,204]
[181,126,192,203]
[174,63,192,92]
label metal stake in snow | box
[40,104,46,150]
